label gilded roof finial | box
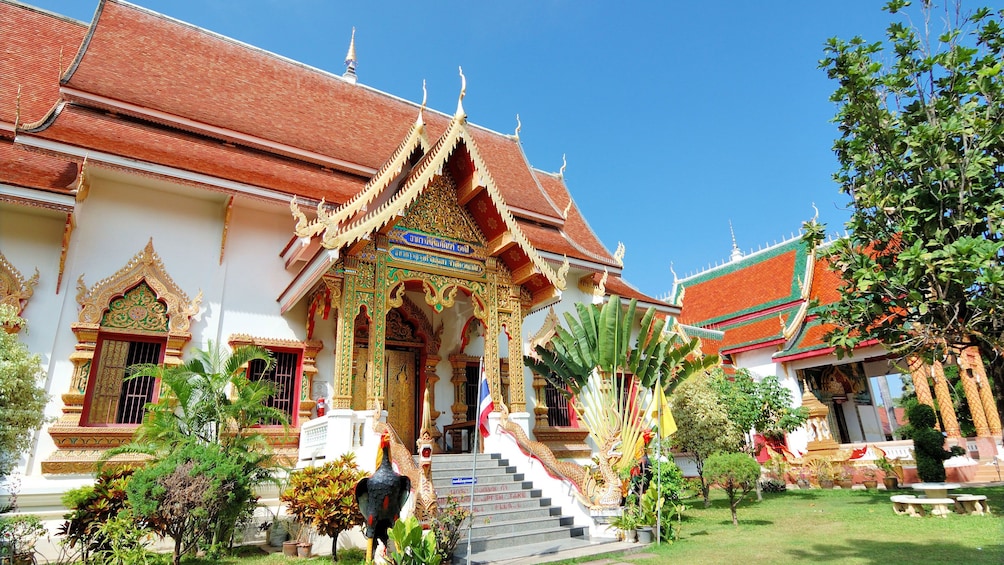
[514,114,521,139]
[343,27,357,84]
[811,202,819,223]
[614,242,626,266]
[457,66,467,117]
[669,262,678,284]
[559,154,566,178]
[729,220,743,262]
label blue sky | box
[26,1,1002,298]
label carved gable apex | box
[398,171,486,245]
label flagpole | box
[655,381,662,545]
[465,359,482,565]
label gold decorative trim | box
[219,196,233,265]
[76,240,202,333]
[0,250,39,315]
[291,118,429,241]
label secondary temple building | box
[1,0,675,489]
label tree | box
[105,341,289,553]
[703,452,761,527]
[525,296,717,475]
[805,1,1004,413]
[0,305,49,478]
[708,369,809,450]
[670,373,743,507]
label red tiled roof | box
[810,255,843,305]
[578,272,672,308]
[0,144,78,193]
[29,105,365,202]
[533,169,617,265]
[719,313,788,353]
[0,2,86,127]
[679,248,798,325]
[516,219,592,264]
[59,1,566,222]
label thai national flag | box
[477,364,494,438]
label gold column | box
[931,359,962,438]
[960,346,1002,435]
[332,264,357,409]
[504,285,526,412]
[484,259,501,407]
[957,346,991,437]
[367,239,389,408]
[907,355,935,410]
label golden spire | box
[343,27,357,84]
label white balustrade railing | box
[296,409,386,471]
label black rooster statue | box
[356,432,412,562]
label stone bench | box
[890,495,954,517]
[951,494,989,516]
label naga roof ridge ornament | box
[514,114,521,139]
[418,80,427,125]
[344,27,357,84]
[559,154,567,178]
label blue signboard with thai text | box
[401,231,474,256]
[390,246,484,275]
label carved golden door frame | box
[43,240,202,474]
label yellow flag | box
[658,384,677,437]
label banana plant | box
[525,296,717,473]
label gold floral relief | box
[399,174,486,246]
[101,282,169,332]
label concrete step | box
[431,465,517,480]
[436,481,533,499]
[459,524,587,553]
[439,496,552,515]
[973,463,1003,482]
[431,457,508,472]
[454,537,625,565]
[432,472,523,488]
[462,514,575,539]
[437,488,542,506]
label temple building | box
[672,233,1002,471]
[1,0,675,503]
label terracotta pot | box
[838,479,854,489]
[819,479,835,489]
[862,480,878,489]
[282,540,298,557]
[297,543,312,558]
[883,476,899,490]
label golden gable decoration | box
[76,239,202,333]
[400,174,486,245]
[0,250,39,315]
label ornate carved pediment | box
[0,250,39,315]
[399,174,486,246]
[76,240,201,332]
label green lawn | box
[567,486,1004,565]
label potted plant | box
[876,456,900,490]
[0,514,47,565]
[280,454,365,560]
[794,466,811,489]
[609,496,641,542]
[861,466,879,489]
[807,457,835,489]
[836,465,854,489]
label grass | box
[148,545,367,564]
[560,485,1004,565]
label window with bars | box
[248,350,301,425]
[86,337,164,425]
[544,378,572,427]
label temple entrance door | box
[385,348,417,449]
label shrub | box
[430,496,470,563]
[58,466,136,562]
[908,404,965,482]
[387,516,440,565]
[704,452,761,526]
[127,442,254,565]
[0,514,47,560]
[281,453,366,561]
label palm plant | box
[525,296,717,474]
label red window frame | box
[80,331,167,427]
